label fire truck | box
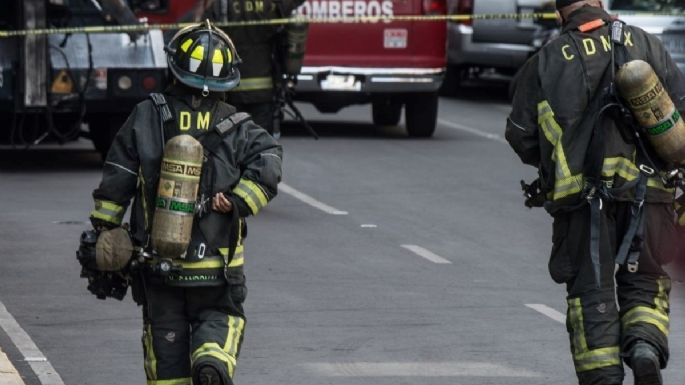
[294,0,447,137]
[0,0,167,157]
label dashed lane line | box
[438,119,508,144]
[279,183,349,215]
[526,303,566,324]
[0,301,64,385]
[401,245,452,264]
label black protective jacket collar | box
[562,5,612,33]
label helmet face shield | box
[166,21,241,93]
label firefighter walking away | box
[506,0,685,384]
[80,20,282,385]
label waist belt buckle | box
[627,261,639,273]
[639,164,655,176]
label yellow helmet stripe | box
[225,48,233,64]
[212,49,224,64]
[190,45,205,61]
[180,38,193,53]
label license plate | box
[384,29,408,49]
[320,74,362,91]
[662,34,685,54]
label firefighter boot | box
[197,365,232,385]
[629,341,662,385]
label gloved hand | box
[521,179,546,208]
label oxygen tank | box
[616,59,685,167]
[285,21,308,76]
[151,135,204,259]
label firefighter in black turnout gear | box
[191,0,306,135]
[89,21,282,385]
[506,1,685,384]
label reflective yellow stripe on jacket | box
[538,101,584,200]
[567,297,621,372]
[232,178,269,215]
[91,199,126,226]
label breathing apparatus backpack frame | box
[131,92,250,287]
[581,20,677,288]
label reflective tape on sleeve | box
[232,178,269,215]
[91,199,126,225]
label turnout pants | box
[141,267,247,385]
[550,202,675,385]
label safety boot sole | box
[632,353,662,385]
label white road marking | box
[526,303,566,324]
[0,301,65,385]
[279,183,349,215]
[304,362,542,377]
[401,245,452,264]
[360,224,378,228]
[438,119,508,144]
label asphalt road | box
[0,82,683,385]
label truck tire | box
[90,114,126,160]
[372,100,402,126]
[405,92,438,138]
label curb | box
[0,348,25,385]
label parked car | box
[443,0,554,92]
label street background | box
[1,82,684,385]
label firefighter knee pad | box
[192,362,232,385]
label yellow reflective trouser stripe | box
[230,76,273,92]
[575,347,622,372]
[147,378,191,385]
[144,324,157,380]
[622,277,670,336]
[232,178,269,215]
[191,314,245,378]
[538,101,583,200]
[568,298,621,372]
[91,199,126,225]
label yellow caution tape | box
[0,12,559,38]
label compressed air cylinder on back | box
[616,59,685,167]
[151,135,204,259]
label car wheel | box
[405,92,438,138]
[372,99,402,126]
[89,114,126,160]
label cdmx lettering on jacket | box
[231,0,278,13]
[561,31,635,61]
[178,111,212,131]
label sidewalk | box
[0,348,24,385]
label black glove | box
[521,179,546,208]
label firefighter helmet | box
[166,20,240,94]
